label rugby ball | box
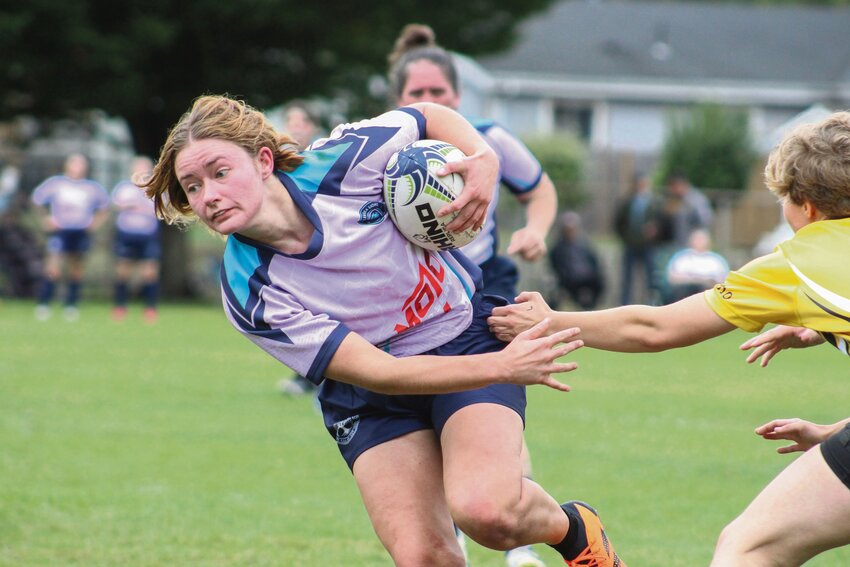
[383,139,482,251]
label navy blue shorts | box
[47,229,91,254]
[318,294,526,470]
[114,231,161,260]
[479,254,519,302]
[821,422,850,491]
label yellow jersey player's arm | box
[489,291,736,352]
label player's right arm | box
[488,291,736,352]
[325,320,583,395]
[409,102,499,233]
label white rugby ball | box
[383,139,482,251]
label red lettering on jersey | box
[394,251,448,333]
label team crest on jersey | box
[358,201,387,225]
[331,415,360,445]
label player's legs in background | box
[710,447,850,566]
[353,429,467,567]
[64,252,85,320]
[35,250,61,320]
[139,258,160,323]
[113,258,132,320]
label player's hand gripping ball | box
[383,139,483,250]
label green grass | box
[1,299,848,566]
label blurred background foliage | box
[0,1,559,158]
[655,104,758,191]
[523,135,588,210]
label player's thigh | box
[139,259,160,281]
[440,402,525,509]
[723,447,850,563]
[114,258,132,279]
[66,253,86,277]
[353,429,457,553]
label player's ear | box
[256,146,275,179]
[802,200,826,221]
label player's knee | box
[390,538,466,567]
[450,496,521,550]
[712,519,774,567]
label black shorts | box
[820,422,850,491]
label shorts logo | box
[331,415,360,445]
[358,201,387,225]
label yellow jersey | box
[705,218,850,356]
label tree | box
[656,104,757,192]
[523,135,587,211]
[0,0,557,295]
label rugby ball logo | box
[383,139,482,251]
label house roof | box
[478,1,850,88]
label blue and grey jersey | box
[31,175,109,230]
[220,107,481,384]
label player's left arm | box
[756,416,850,453]
[489,291,736,352]
[409,102,499,233]
[739,325,825,367]
[507,173,558,261]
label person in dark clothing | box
[549,211,604,311]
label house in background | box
[454,0,850,254]
[457,0,850,155]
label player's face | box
[175,138,267,236]
[64,155,88,179]
[285,108,316,149]
[398,60,460,109]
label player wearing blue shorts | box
[489,112,850,566]
[141,95,627,567]
[111,156,160,323]
[31,153,109,321]
[388,24,560,567]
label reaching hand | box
[506,227,548,261]
[497,318,583,392]
[755,418,832,454]
[740,326,824,367]
[488,291,554,342]
[436,148,498,233]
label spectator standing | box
[613,172,660,305]
[658,171,713,249]
[549,211,604,311]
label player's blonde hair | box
[143,95,303,225]
[764,111,850,219]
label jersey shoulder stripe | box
[220,236,292,344]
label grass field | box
[1,299,848,566]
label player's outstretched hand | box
[755,418,832,454]
[488,291,553,342]
[740,325,824,367]
[497,318,582,392]
[506,227,548,261]
[437,148,498,233]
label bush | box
[656,104,757,191]
[522,134,587,210]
